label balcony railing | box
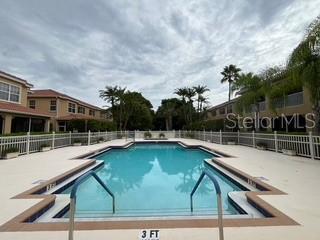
[274,92,304,108]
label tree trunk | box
[313,104,320,134]
[169,115,173,130]
[228,82,231,101]
[165,118,169,131]
[197,97,200,112]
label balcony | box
[274,92,304,108]
[248,101,266,113]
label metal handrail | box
[68,170,115,240]
[190,168,224,240]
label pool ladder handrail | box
[68,170,115,240]
[190,168,224,240]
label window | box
[78,106,85,114]
[50,100,57,112]
[0,82,20,103]
[68,103,76,113]
[219,107,225,115]
[227,105,233,113]
[29,100,36,109]
[89,109,95,116]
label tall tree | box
[221,64,241,101]
[288,16,320,132]
[185,88,196,123]
[174,87,189,122]
[193,85,210,112]
[99,85,119,120]
[198,95,209,112]
[157,99,176,130]
[232,73,265,129]
[115,87,126,130]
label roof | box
[208,98,238,111]
[0,70,33,88]
[28,89,102,110]
[57,114,105,121]
[0,102,53,118]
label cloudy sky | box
[0,0,319,109]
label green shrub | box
[69,120,116,132]
[159,133,165,138]
[2,147,19,156]
[144,131,152,138]
[256,142,268,148]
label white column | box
[237,130,240,144]
[274,131,278,153]
[26,131,30,154]
[309,131,315,160]
[252,130,255,147]
[88,130,91,145]
[52,131,55,149]
[69,131,72,145]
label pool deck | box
[0,138,319,240]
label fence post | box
[309,131,315,160]
[179,130,181,138]
[69,131,72,145]
[26,132,30,154]
[274,131,278,153]
[88,130,91,146]
[52,131,55,149]
[219,130,222,144]
[237,130,240,144]
[203,129,205,141]
[252,130,255,148]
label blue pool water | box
[62,143,243,217]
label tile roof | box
[56,114,98,121]
[208,98,238,111]
[28,89,102,110]
[0,102,53,117]
[0,70,33,88]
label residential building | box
[207,87,314,132]
[27,89,110,132]
[0,71,51,134]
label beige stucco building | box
[0,71,51,134]
[27,89,110,132]
[0,70,110,134]
[207,87,315,132]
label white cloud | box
[0,0,319,109]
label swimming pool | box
[62,143,244,218]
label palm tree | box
[233,72,264,108]
[99,86,120,124]
[198,95,209,112]
[174,87,188,103]
[115,87,126,130]
[288,16,320,132]
[158,100,176,130]
[193,85,210,112]
[185,88,196,123]
[221,64,241,101]
[175,87,189,122]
